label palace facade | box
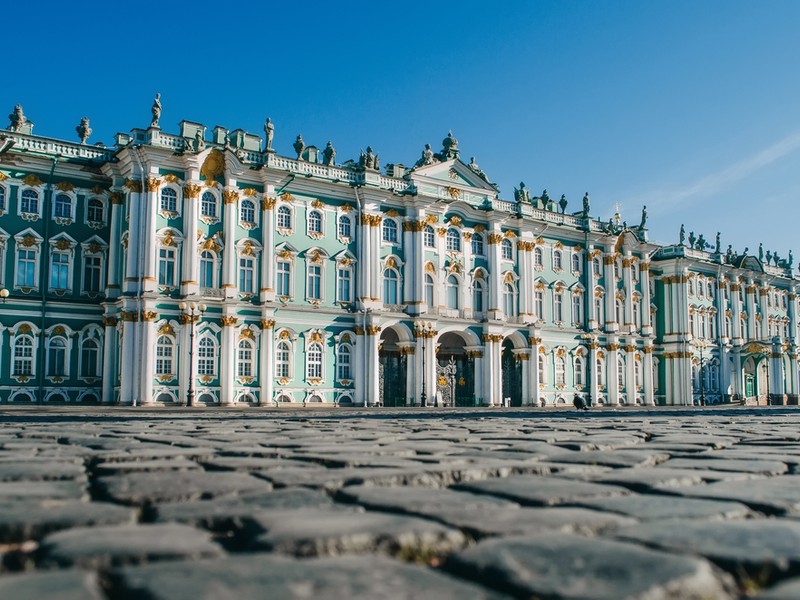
[0,103,797,407]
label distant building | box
[0,105,796,406]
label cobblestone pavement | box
[2,406,800,599]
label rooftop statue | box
[416,144,437,167]
[359,146,379,170]
[150,93,162,128]
[293,134,305,160]
[726,244,734,263]
[541,189,551,210]
[766,250,773,265]
[790,250,794,268]
[679,224,686,246]
[75,117,92,145]
[514,182,530,204]
[8,104,27,132]
[639,205,648,229]
[759,243,764,262]
[697,234,706,250]
[264,118,274,152]
[467,156,487,180]
[688,231,696,248]
[195,130,205,152]
[322,141,336,166]
[715,232,721,254]
[441,130,459,160]
[582,193,590,217]
[559,194,568,214]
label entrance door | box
[437,332,475,406]
[501,341,522,406]
[379,328,407,407]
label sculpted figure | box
[559,194,568,214]
[8,104,27,131]
[688,231,696,248]
[322,141,336,166]
[715,232,721,254]
[264,118,274,151]
[293,134,305,160]
[75,117,92,144]
[150,93,162,128]
[582,192,590,217]
[639,205,648,228]
[679,224,686,246]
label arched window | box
[338,215,351,239]
[504,283,516,317]
[198,337,217,377]
[382,219,398,243]
[446,228,461,252]
[237,339,254,378]
[155,336,174,375]
[337,344,352,380]
[383,268,399,304]
[200,251,215,288]
[424,273,435,307]
[538,354,546,384]
[306,342,323,379]
[21,189,39,215]
[160,188,177,213]
[534,247,544,268]
[553,250,563,271]
[201,192,217,218]
[240,199,256,224]
[574,356,585,386]
[472,279,485,313]
[571,252,581,273]
[688,279,695,296]
[13,335,35,376]
[501,239,513,260]
[725,316,732,338]
[555,355,566,386]
[632,299,640,329]
[307,210,322,235]
[618,357,626,389]
[597,356,606,387]
[54,194,72,219]
[277,205,292,229]
[47,337,67,377]
[423,225,435,248]
[471,233,484,255]
[276,340,291,378]
[634,358,642,387]
[80,339,99,377]
[87,198,104,223]
[446,275,459,309]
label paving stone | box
[0,568,105,600]
[0,500,136,543]
[656,457,788,474]
[542,449,671,468]
[571,493,753,521]
[249,508,467,558]
[753,577,800,599]
[0,480,88,501]
[97,470,272,505]
[674,475,800,514]
[109,554,505,599]
[454,474,630,505]
[443,532,736,599]
[38,523,225,568]
[614,520,800,585]
[0,460,86,482]
[567,467,760,492]
[94,458,202,475]
[198,456,319,471]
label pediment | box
[410,159,498,194]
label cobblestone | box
[2,405,800,599]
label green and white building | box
[0,103,797,406]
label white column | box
[529,336,541,406]
[520,350,530,402]
[745,283,757,340]
[588,342,599,405]
[403,220,415,306]
[101,317,116,403]
[607,342,620,405]
[642,346,655,405]
[487,231,503,320]
[354,329,367,406]
[260,319,275,405]
[261,194,276,303]
[106,193,123,297]
[220,316,236,405]
[640,262,652,334]
[622,254,634,332]
[182,184,200,297]
[139,312,156,405]
[603,249,617,332]
[370,217,382,303]
[483,335,496,405]
[222,189,238,300]
[123,185,141,295]
[759,286,770,340]
[142,178,159,293]
[367,325,380,406]
[119,314,136,405]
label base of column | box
[787,395,799,405]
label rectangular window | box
[572,294,582,325]
[16,249,36,288]
[158,248,176,287]
[337,268,352,302]
[239,257,255,293]
[535,290,544,319]
[49,250,72,290]
[84,255,102,293]
[554,293,564,322]
[276,261,291,297]
[307,265,321,300]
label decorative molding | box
[145,177,161,192]
[220,316,238,327]
[23,174,44,187]
[260,319,275,329]
[223,190,239,204]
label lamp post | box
[417,322,434,407]
[179,302,205,407]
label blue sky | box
[5,1,800,257]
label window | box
[155,336,174,375]
[54,194,72,220]
[597,357,606,387]
[689,311,696,337]
[80,339,99,377]
[688,279,695,296]
[572,294,582,325]
[574,357,585,386]
[593,257,601,276]
[634,359,642,388]
[337,344,352,380]
[240,199,256,224]
[201,191,217,218]
[446,228,461,252]
[47,338,67,376]
[423,225,435,247]
[16,248,36,287]
[158,247,177,287]
[337,266,352,303]
[553,250,563,271]
[616,299,624,324]
[237,340,254,378]
[472,279,484,313]
[425,274,435,307]
[383,268,399,304]
[308,210,322,235]
[538,354,546,384]
[200,251,215,288]
[306,342,323,379]
[554,291,564,322]
[276,340,291,378]
[446,275,459,309]
[20,189,39,214]
[50,251,70,290]
[160,188,177,213]
[555,355,566,386]
[614,259,621,279]
[0,186,5,211]
[83,254,102,293]
[504,283,516,317]
[13,335,34,376]
[338,215,351,239]
[631,262,639,282]
[534,247,544,268]
[276,260,291,297]
[535,289,544,319]
[618,358,625,389]
[307,264,322,300]
[501,239,513,260]
[87,198,104,223]
[382,219,398,243]
[595,295,604,324]
[239,256,255,293]
[198,337,216,377]
[277,205,292,229]
[725,316,732,338]
[471,233,484,255]
[632,300,640,329]
[571,252,581,273]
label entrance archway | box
[501,339,523,406]
[379,328,407,407]
[437,332,475,406]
